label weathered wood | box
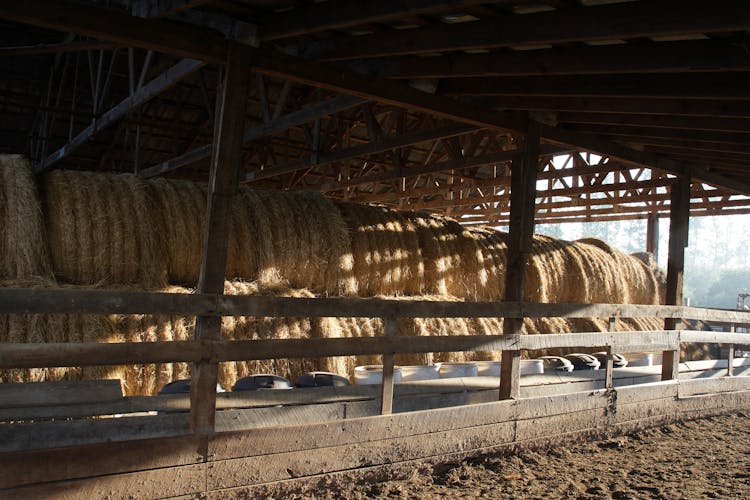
[663,173,691,381]
[0,330,725,371]
[499,349,521,401]
[363,40,750,78]
[0,435,203,489]
[191,41,253,435]
[0,379,122,408]
[0,463,207,500]
[380,317,397,415]
[680,330,750,345]
[0,0,227,63]
[678,376,750,397]
[0,413,190,453]
[315,0,750,60]
[6,287,747,322]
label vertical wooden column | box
[646,211,659,257]
[380,316,397,415]
[605,316,616,390]
[500,121,539,400]
[190,42,252,435]
[662,172,691,381]
[727,324,736,377]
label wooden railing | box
[1,287,749,430]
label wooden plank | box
[0,435,203,489]
[0,413,191,453]
[380,317,397,415]
[0,380,122,408]
[1,289,749,324]
[0,340,204,369]
[678,376,750,397]
[191,41,253,435]
[0,463,207,500]
[515,408,606,442]
[206,420,517,490]
[315,0,750,60]
[614,397,679,424]
[680,330,750,345]
[364,40,750,78]
[615,381,679,405]
[440,73,750,100]
[0,0,227,63]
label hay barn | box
[0,0,749,497]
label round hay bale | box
[40,170,168,288]
[0,155,53,281]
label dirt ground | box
[307,411,750,499]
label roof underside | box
[1,0,749,225]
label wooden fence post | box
[662,172,690,381]
[727,323,736,377]
[605,316,616,389]
[380,316,397,415]
[189,41,252,435]
[501,119,539,400]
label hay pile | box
[337,202,423,296]
[0,156,53,281]
[2,159,684,394]
[41,170,168,287]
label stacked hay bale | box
[40,170,169,288]
[0,156,53,281]
[2,159,681,395]
[336,202,423,296]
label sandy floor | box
[308,411,750,499]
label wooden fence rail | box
[1,286,749,436]
[2,288,750,323]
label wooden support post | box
[605,316,616,389]
[380,316,397,415]
[727,323,736,377]
[189,42,251,435]
[662,172,691,381]
[500,120,539,400]
[646,211,659,257]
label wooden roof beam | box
[6,1,747,194]
[39,58,205,172]
[557,113,750,134]
[320,145,565,193]
[482,96,750,118]
[140,94,366,177]
[256,0,509,42]
[565,124,750,146]
[312,0,750,60]
[440,73,750,100]
[354,40,750,78]
[244,123,480,182]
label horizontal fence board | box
[0,436,203,490]
[0,463,207,500]
[678,376,750,397]
[680,330,750,345]
[615,381,679,404]
[0,413,191,453]
[207,420,518,491]
[0,380,122,408]
[1,288,749,323]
